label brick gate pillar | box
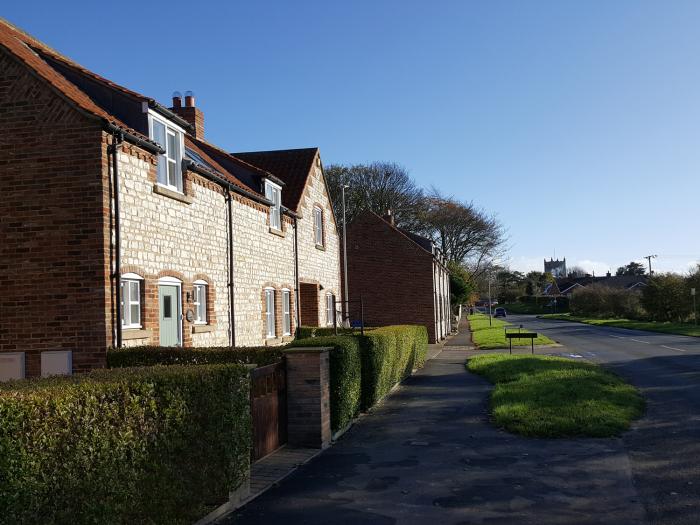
[283,347,331,448]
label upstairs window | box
[193,281,207,324]
[120,273,143,328]
[265,180,282,230]
[149,113,184,192]
[314,206,324,246]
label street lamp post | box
[488,275,493,326]
[341,184,350,327]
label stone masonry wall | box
[114,143,231,347]
[295,158,342,327]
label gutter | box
[103,121,164,155]
[293,216,301,337]
[185,160,273,207]
[147,100,194,132]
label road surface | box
[508,314,700,525]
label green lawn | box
[541,313,700,337]
[467,353,644,437]
[468,313,555,349]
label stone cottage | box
[0,19,341,379]
[344,211,451,343]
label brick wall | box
[345,212,439,343]
[299,282,320,327]
[0,49,109,376]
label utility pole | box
[692,288,697,326]
[644,254,657,275]
[341,184,350,327]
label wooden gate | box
[250,361,287,460]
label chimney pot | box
[172,91,182,108]
[383,209,395,226]
[184,90,195,107]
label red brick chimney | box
[170,90,204,138]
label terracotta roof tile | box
[233,148,319,210]
[0,17,151,143]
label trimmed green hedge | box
[359,325,428,410]
[290,336,362,433]
[297,326,357,339]
[107,345,284,368]
[0,364,251,524]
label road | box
[508,314,700,525]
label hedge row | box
[0,364,251,524]
[293,324,429,422]
[288,336,362,433]
[107,345,285,368]
[297,326,358,339]
[358,325,428,409]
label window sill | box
[122,329,151,340]
[265,337,283,346]
[269,227,286,238]
[153,184,192,204]
[315,244,326,251]
[192,324,214,333]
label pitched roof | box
[0,17,154,146]
[233,148,319,210]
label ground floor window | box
[265,288,276,338]
[121,275,142,328]
[193,281,207,324]
[282,289,291,335]
[326,293,335,326]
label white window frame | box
[326,293,335,326]
[193,280,208,325]
[265,180,282,231]
[121,273,143,329]
[282,289,291,336]
[265,288,276,338]
[314,206,324,246]
[148,110,185,193]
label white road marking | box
[630,339,651,344]
[661,345,686,352]
[609,335,627,339]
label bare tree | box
[325,162,424,230]
[416,190,507,277]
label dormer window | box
[265,180,282,230]
[149,112,184,192]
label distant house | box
[344,211,451,343]
[543,275,648,297]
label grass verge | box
[467,353,644,437]
[468,313,555,349]
[540,313,700,338]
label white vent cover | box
[0,353,25,381]
[41,351,73,378]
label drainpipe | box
[110,131,124,348]
[293,216,301,337]
[227,191,236,348]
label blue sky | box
[5,1,699,275]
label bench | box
[505,332,538,354]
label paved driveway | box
[226,344,645,525]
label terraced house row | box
[0,19,342,379]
